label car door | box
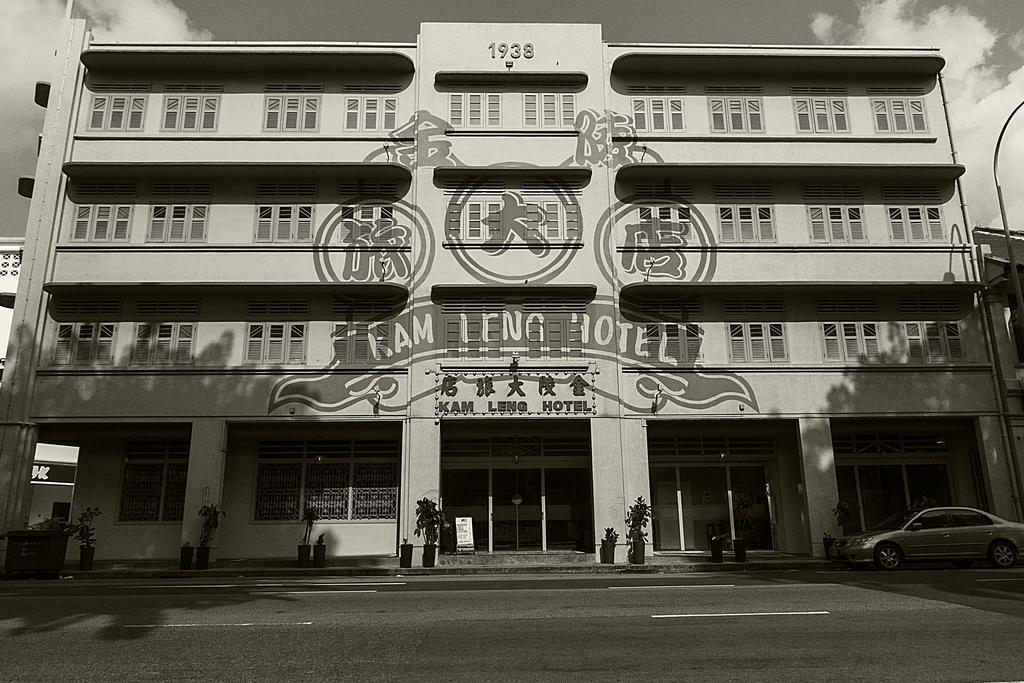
[949,509,996,558]
[899,510,952,559]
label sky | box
[1,0,1023,238]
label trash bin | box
[4,531,69,577]
[733,538,747,563]
[710,535,724,563]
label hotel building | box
[2,20,1022,564]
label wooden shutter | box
[719,206,735,242]
[768,323,786,361]
[149,205,167,241]
[287,324,306,364]
[175,324,194,364]
[189,206,207,241]
[246,323,265,363]
[822,323,842,360]
[729,323,747,362]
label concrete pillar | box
[403,417,440,547]
[976,415,1020,520]
[798,417,839,558]
[591,416,649,561]
[0,423,39,565]
[180,420,227,554]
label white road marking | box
[652,610,830,619]
[608,584,735,590]
[975,578,1024,582]
[262,590,377,594]
[125,621,313,628]
[141,584,240,589]
[300,582,405,586]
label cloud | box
[0,0,212,238]
[812,0,1024,231]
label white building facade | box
[1,21,1022,564]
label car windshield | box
[871,509,922,531]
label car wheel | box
[988,541,1018,568]
[952,559,974,569]
[874,543,902,570]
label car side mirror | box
[908,522,924,531]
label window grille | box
[728,322,787,362]
[254,440,399,521]
[52,299,122,318]
[136,299,201,317]
[808,206,865,243]
[151,182,212,198]
[148,204,208,242]
[880,186,943,202]
[249,299,311,318]
[73,181,137,198]
[718,205,775,242]
[722,299,785,317]
[887,206,943,242]
[88,94,146,131]
[256,183,318,198]
[118,441,188,522]
[72,205,132,242]
[816,300,879,316]
[53,322,116,366]
[897,298,960,316]
[803,186,863,202]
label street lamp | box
[994,99,1024,347]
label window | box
[453,195,579,243]
[53,322,116,365]
[904,322,964,362]
[264,95,319,132]
[344,96,398,131]
[641,323,702,363]
[631,97,684,132]
[339,205,394,242]
[887,206,943,242]
[89,95,146,131]
[449,93,502,127]
[162,95,218,131]
[808,206,865,243]
[709,97,763,132]
[333,318,391,365]
[793,97,848,133]
[728,322,787,362]
[118,441,189,522]
[872,98,927,132]
[443,304,585,360]
[718,205,774,243]
[255,205,314,242]
[822,322,880,362]
[632,205,692,246]
[246,323,307,364]
[254,440,399,521]
[913,510,950,529]
[523,93,576,128]
[148,205,208,242]
[951,510,993,527]
[525,315,584,360]
[72,205,132,242]
[132,322,195,365]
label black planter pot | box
[313,544,326,568]
[3,530,69,578]
[78,546,95,571]
[422,543,437,568]
[628,538,646,565]
[179,545,194,570]
[196,546,211,570]
[733,538,747,563]
[710,535,724,563]
[599,539,616,564]
[822,536,835,560]
[297,544,311,568]
[399,543,413,568]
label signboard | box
[436,371,597,417]
[30,463,76,486]
[455,516,475,554]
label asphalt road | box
[2,567,1024,681]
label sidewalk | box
[7,553,834,580]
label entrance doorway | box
[650,463,775,551]
[440,425,594,553]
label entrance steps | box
[438,551,594,566]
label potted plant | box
[600,527,618,564]
[313,533,327,568]
[399,537,414,568]
[414,497,444,568]
[196,503,225,570]
[179,542,194,570]
[625,497,652,565]
[733,494,754,562]
[823,500,853,559]
[298,506,319,568]
[72,507,101,571]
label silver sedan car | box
[830,506,1024,570]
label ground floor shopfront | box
[33,414,1013,563]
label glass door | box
[491,469,542,551]
[679,466,730,551]
[544,468,594,551]
[442,469,489,551]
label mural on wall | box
[268,107,757,416]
